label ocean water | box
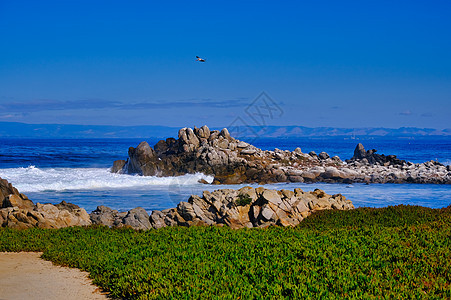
[0,137,450,213]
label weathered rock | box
[90,205,126,227]
[1,178,34,209]
[347,143,406,166]
[35,202,91,228]
[237,141,250,148]
[147,187,354,229]
[127,141,157,174]
[111,126,451,185]
[318,152,330,160]
[322,167,344,179]
[111,160,126,173]
[240,149,256,155]
[122,207,152,230]
[4,194,34,210]
[353,143,366,159]
[197,125,211,139]
[0,177,92,229]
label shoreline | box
[0,252,108,300]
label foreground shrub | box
[1,205,450,299]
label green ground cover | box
[1,205,450,299]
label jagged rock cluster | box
[89,187,353,229]
[148,187,354,229]
[1,176,354,230]
[345,143,450,184]
[112,126,451,184]
[347,143,406,166]
[1,177,91,229]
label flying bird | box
[196,56,206,62]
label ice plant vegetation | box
[1,205,450,299]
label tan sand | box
[0,252,109,300]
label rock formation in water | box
[0,177,91,229]
[90,187,354,229]
[111,126,451,184]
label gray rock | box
[220,128,232,141]
[354,143,366,159]
[288,175,304,182]
[262,189,283,205]
[90,205,120,227]
[127,141,156,174]
[301,171,318,180]
[122,207,151,230]
[149,210,167,229]
[197,125,211,139]
[177,201,196,221]
[331,155,341,162]
[322,167,342,179]
[318,152,330,160]
[241,149,256,155]
[261,205,275,221]
[237,141,250,148]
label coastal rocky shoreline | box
[1,177,353,230]
[0,177,91,229]
[112,125,451,184]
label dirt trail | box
[0,252,109,300]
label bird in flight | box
[196,56,206,62]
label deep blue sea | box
[0,137,450,212]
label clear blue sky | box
[1,0,450,129]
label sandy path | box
[0,252,109,300]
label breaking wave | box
[0,166,214,193]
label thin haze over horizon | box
[0,0,450,129]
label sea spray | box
[0,166,214,193]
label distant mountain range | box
[0,122,450,139]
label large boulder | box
[127,141,158,174]
[122,207,152,230]
[0,177,92,229]
[34,202,91,228]
[1,178,34,210]
[90,205,126,227]
[90,206,151,230]
[353,143,366,159]
[111,160,126,173]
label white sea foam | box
[0,166,214,193]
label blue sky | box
[0,0,450,129]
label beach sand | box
[0,252,109,300]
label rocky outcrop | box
[91,187,354,229]
[347,143,406,166]
[1,178,34,210]
[89,206,152,230]
[90,205,127,227]
[2,176,354,230]
[150,187,354,229]
[112,126,451,184]
[0,177,91,229]
[344,143,450,184]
